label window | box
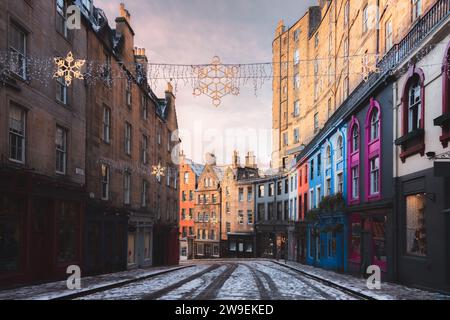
[294,128,300,144]
[317,153,321,176]
[247,210,253,224]
[238,211,244,224]
[103,107,111,143]
[56,76,68,104]
[336,172,343,194]
[189,191,194,201]
[9,22,27,79]
[142,180,149,207]
[126,80,132,107]
[294,28,300,42]
[370,108,380,141]
[181,209,186,220]
[294,100,300,117]
[314,113,319,133]
[123,171,131,205]
[362,5,369,33]
[369,157,380,195]
[269,183,275,197]
[352,166,359,199]
[344,76,349,99]
[326,145,331,167]
[385,20,393,52]
[309,190,314,210]
[294,73,300,89]
[238,188,244,202]
[124,122,132,155]
[310,159,314,180]
[56,0,68,38]
[316,187,321,208]
[327,98,332,119]
[396,67,425,161]
[408,78,422,133]
[314,33,319,48]
[258,185,265,198]
[406,194,426,256]
[325,178,331,197]
[336,135,343,160]
[352,125,359,152]
[101,164,110,200]
[247,187,253,202]
[294,49,300,65]
[142,135,148,164]
[9,105,26,163]
[184,172,189,184]
[102,51,112,85]
[55,126,67,174]
[283,132,289,146]
[57,202,77,263]
[167,132,171,152]
[327,232,336,258]
[284,179,289,194]
[412,0,422,22]
[344,38,349,58]
[142,95,148,120]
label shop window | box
[197,243,204,255]
[229,242,236,252]
[57,202,77,263]
[395,66,425,161]
[406,194,427,257]
[246,243,253,253]
[327,232,336,258]
[434,41,450,147]
[127,232,136,265]
[144,231,151,260]
[181,247,187,257]
[213,245,220,256]
[349,219,361,264]
[0,195,23,272]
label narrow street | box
[77,261,364,300]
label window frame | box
[365,99,382,201]
[9,105,27,164]
[55,125,68,175]
[9,22,28,80]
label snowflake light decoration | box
[152,163,166,180]
[53,51,85,86]
[192,56,240,107]
[360,53,380,82]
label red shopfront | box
[348,211,388,277]
[0,170,84,288]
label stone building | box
[193,154,223,259]
[178,153,204,260]
[272,0,441,170]
[83,3,179,273]
[221,151,259,258]
[0,0,87,286]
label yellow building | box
[272,0,439,169]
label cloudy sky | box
[97,0,315,166]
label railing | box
[297,0,450,162]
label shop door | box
[31,199,53,280]
[361,231,373,274]
[205,244,212,257]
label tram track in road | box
[141,264,223,300]
[193,263,238,300]
[270,261,377,300]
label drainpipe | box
[392,81,399,282]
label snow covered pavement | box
[1,259,448,300]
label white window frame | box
[9,105,26,164]
[336,171,344,194]
[369,157,380,195]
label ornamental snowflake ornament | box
[152,163,166,180]
[53,51,85,86]
[192,56,240,107]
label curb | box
[52,265,194,300]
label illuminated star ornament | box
[193,56,240,107]
[152,163,166,180]
[53,51,85,86]
[361,53,380,82]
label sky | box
[96,0,316,167]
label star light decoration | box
[53,51,85,86]
[192,56,240,107]
[361,53,381,82]
[152,163,166,180]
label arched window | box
[365,99,382,201]
[326,145,331,167]
[348,116,360,205]
[395,65,425,162]
[370,108,380,141]
[352,125,359,153]
[336,135,343,160]
[435,41,450,147]
[408,76,422,133]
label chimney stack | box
[245,151,257,169]
[232,150,240,168]
[119,3,131,23]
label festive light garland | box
[0,41,448,106]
